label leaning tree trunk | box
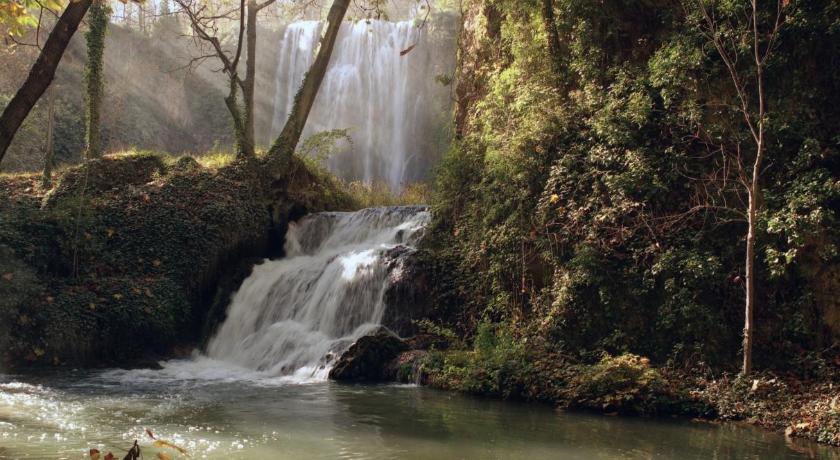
[85,0,108,159]
[0,0,93,167]
[266,0,350,177]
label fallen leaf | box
[89,448,100,460]
[400,44,416,56]
[104,453,115,460]
[146,428,156,440]
[153,440,189,456]
[152,259,162,267]
[2,272,12,281]
[156,453,173,460]
[113,293,123,300]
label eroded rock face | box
[328,326,409,381]
[381,246,432,337]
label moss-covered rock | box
[0,151,353,368]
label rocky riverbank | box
[330,327,839,448]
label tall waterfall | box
[205,207,430,380]
[270,19,453,191]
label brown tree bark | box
[267,0,350,176]
[0,0,93,167]
[240,0,276,159]
[42,84,56,188]
[540,0,564,80]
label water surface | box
[0,365,836,460]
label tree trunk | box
[743,189,757,375]
[0,0,93,166]
[266,0,350,177]
[85,1,108,159]
[225,77,247,154]
[42,85,56,189]
[540,0,564,80]
[742,0,768,377]
[240,0,258,159]
[139,2,146,34]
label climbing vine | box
[84,0,108,159]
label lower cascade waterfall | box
[205,206,430,380]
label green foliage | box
[84,1,109,158]
[564,353,663,414]
[0,0,63,37]
[0,150,354,366]
[426,0,840,374]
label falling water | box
[205,206,430,380]
[271,19,451,191]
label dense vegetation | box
[404,0,840,443]
[0,151,357,366]
[0,0,838,449]
[425,0,839,375]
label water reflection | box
[0,371,837,460]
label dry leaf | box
[2,272,13,281]
[104,453,115,460]
[400,44,416,56]
[90,448,101,460]
[146,428,156,440]
[156,453,173,460]
[153,440,189,456]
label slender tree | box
[0,0,93,166]
[267,0,351,177]
[84,0,109,159]
[176,0,250,156]
[242,0,276,157]
[41,83,56,188]
[696,0,785,375]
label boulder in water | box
[328,327,409,382]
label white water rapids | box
[271,19,451,190]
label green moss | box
[0,150,353,367]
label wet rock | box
[381,246,433,336]
[329,326,409,382]
[384,350,429,384]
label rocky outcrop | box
[328,326,409,381]
[0,152,356,368]
[329,327,451,383]
[381,245,433,336]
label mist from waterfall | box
[204,207,430,381]
[270,19,455,191]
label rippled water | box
[1,367,837,460]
